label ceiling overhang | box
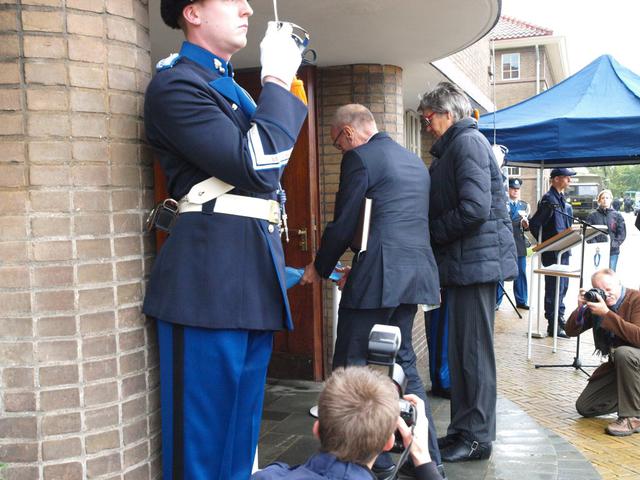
[150,0,502,109]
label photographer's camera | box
[584,288,606,302]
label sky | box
[501,0,640,75]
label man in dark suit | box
[301,104,443,478]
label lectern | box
[527,224,608,359]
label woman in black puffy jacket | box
[586,189,626,271]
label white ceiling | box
[149,0,501,110]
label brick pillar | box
[0,1,158,479]
[316,64,412,372]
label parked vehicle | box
[566,174,603,220]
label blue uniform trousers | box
[157,320,273,480]
[543,252,570,325]
[496,256,528,307]
[333,304,441,466]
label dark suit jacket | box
[314,132,440,308]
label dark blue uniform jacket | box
[529,187,573,265]
[314,132,440,308]
[143,42,307,331]
[428,118,518,287]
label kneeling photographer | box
[251,367,441,480]
[565,268,640,436]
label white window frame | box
[502,53,520,80]
[404,110,421,156]
[506,166,521,177]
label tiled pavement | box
[258,304,640,479]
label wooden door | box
[227,66,324,380]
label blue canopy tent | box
[478,55,640,167]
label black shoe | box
[371,463,395,480]
[516,303,530,310]
[437,433,460,450]
[399,461,447,479]
[547,325,569,338]
[441,437,492,462]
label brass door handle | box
[296,228,308,251]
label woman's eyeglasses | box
[420,112,437,129]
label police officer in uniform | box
[143,1,307,478]
[497,178,530,309]
[529,168,576,338]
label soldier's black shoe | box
[441,437,492,462]
[516,303,530,310]
[437,433,460,450]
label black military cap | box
[549,167,576,178]
[508,178,522,189]
[161,0,194,29]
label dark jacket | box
[586,207,626,255]
[428,118,518,287]
[142,42,307,330]
[566,288,640,381]
[251,453,441,480]
[314,132,440,308]
[528,186,574,266]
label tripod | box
[497,281,522,319]
[534,208,607,376]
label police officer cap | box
[508,178,522,189]
[549,167,576,178]
[161,0,193,29]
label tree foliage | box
[591,165,640,197]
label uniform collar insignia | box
[179,41,231,77]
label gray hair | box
[332,104,377,130]
[418,82,472,123]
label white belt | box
[179,193,281,224]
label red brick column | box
[0,1,158,478]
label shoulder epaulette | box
[156,53,181,72]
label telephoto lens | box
[584,288,606,303]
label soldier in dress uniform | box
[497,178,530,309]
[143,1,307,478]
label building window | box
[507,166,521,176]
[502,53,520,80]
[404,110,421,156]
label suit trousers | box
[333,304,441,465]
[447,283,497,442]
[157,320,273,480]
[575,346,640,418]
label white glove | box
[260,21,302,90]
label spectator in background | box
[497,178,530,310]
[586,189,626,271]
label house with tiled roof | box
[490,16,568,110]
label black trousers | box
[447,283,497,443]
[334,304,441,465]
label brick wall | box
[315,64,428,376]
[448,36,492,100]
[0,1,159,478]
